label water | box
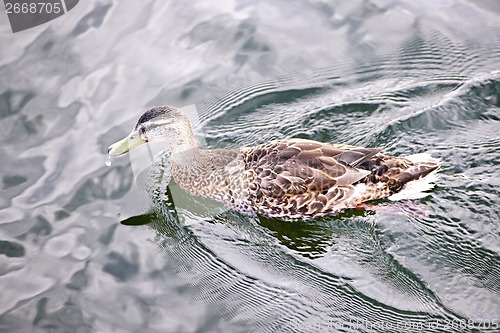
[1,0,500,332]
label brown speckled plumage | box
[109,106,440,221]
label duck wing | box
[243,138,381,199]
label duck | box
[108,106,440,221]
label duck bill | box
[108,131,146,156]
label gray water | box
[1,0,500,332]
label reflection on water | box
[1,0,500,332]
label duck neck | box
[169,146,219,198]
[170,137,198,156]
[170,145,204,166]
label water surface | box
[1,0,500,332]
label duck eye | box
[139,126,148,142]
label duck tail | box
[404,153,440,166]
[388,153,440,201]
